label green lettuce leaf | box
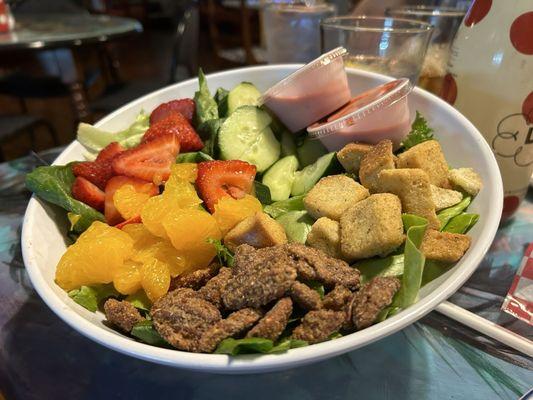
[253,181,272,205]
[194,69,219,126]
[176,151,214,163]
[206,238,234,267]
[393,214,428,309]
[198,118,225,158]
[77,111,149,156]
[263,195,306,219]
[437,196,471,229]
[215,87,229,117]
[269,338,308,353]
[443,213,479,234]
[68,284,120,312]
[275,210,313,244]
[25,164,105,233]
[356,254,405,284]
[401,111,434,150]
[126,291,152,312]
[131,320,169,347]
[305,280,325,299]
[215,337,274,355]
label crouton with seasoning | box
[430,184,463,211]
[420,229,471,263]
[340,193,404,261]
[303,175,369,220]
[224,212,287,252]
[336,142,373,174]
[306,217,342,259]
[359,139,396,193]
[396,140,450,188]
[448,168,483,196]
[377,168,441,229]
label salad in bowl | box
[24,52,490,362]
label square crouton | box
[448,168,483,196]
[397,140,450,188]
[340,193,404,260]
[304,174,369,220]
[359,139,396,193]
[430,184,463,211]
[377,168,441,229]
[420,229,471,263]
[336,142,373,174]
[306,217,342,259]
[224,212,287,252]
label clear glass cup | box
[262,1,336,64]
[386,6,466,95]
[321,16,433,83]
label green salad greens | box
[26,164,105,233]
[400,111,434,150]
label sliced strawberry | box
[71,177,105,211]
[96,142,125,162]
[150,98,195,125]
[104,176,159,225]
[112,133,180,184]
[143,112,203,152]
[72,161,113,190]
[196,160,257,213]
[115,215,142,230]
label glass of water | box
[386,6,466,95]
[262,1,336,64]
[321,16,433,83]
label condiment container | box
[307,78,413,151]
[260,47,350,132]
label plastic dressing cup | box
[259,47,351,132]
[307,78,413,151]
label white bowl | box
[22,65,503,374]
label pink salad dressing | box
[307,79,413,151]
[260,47,350,132]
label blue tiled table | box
[0,149,531,400]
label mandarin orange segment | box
[162,208,222,269]
[113,260,142,295]
[131,240,188,278]
[169,163,198,183]
[212,194,263,235]
[113,184,153,220]
[141,259,171,301]
[140,195,173,238]
[164,178,202,208]
[55,221,134,291]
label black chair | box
[0,114,59,162]
[89,0,199,114]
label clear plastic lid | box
[258,47,347,105]
[307,78,413,138]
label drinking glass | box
[386,6,466,95]
[262,1,336,64]
[321,16,433,83]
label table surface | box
[0,148,532,400]
[0,14,142,50]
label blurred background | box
[0,0,472,160]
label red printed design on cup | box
[441,74,458,105]
[510,12,533,55]
[464,0,492,27]
[523,92,533,125]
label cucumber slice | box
[218,106,280,172]
[276,210,314,243]
[297,137,328,168]
[280,130,297,157]
[291,152,341,196]
[262,155,299,202]
[227,82,262,115]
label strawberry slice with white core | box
[196,160,257,213]
[71,177,105,211]
[150,98,195,125]
[112,133,180,184]
[104,176,158,225]
[96,142,125,162]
